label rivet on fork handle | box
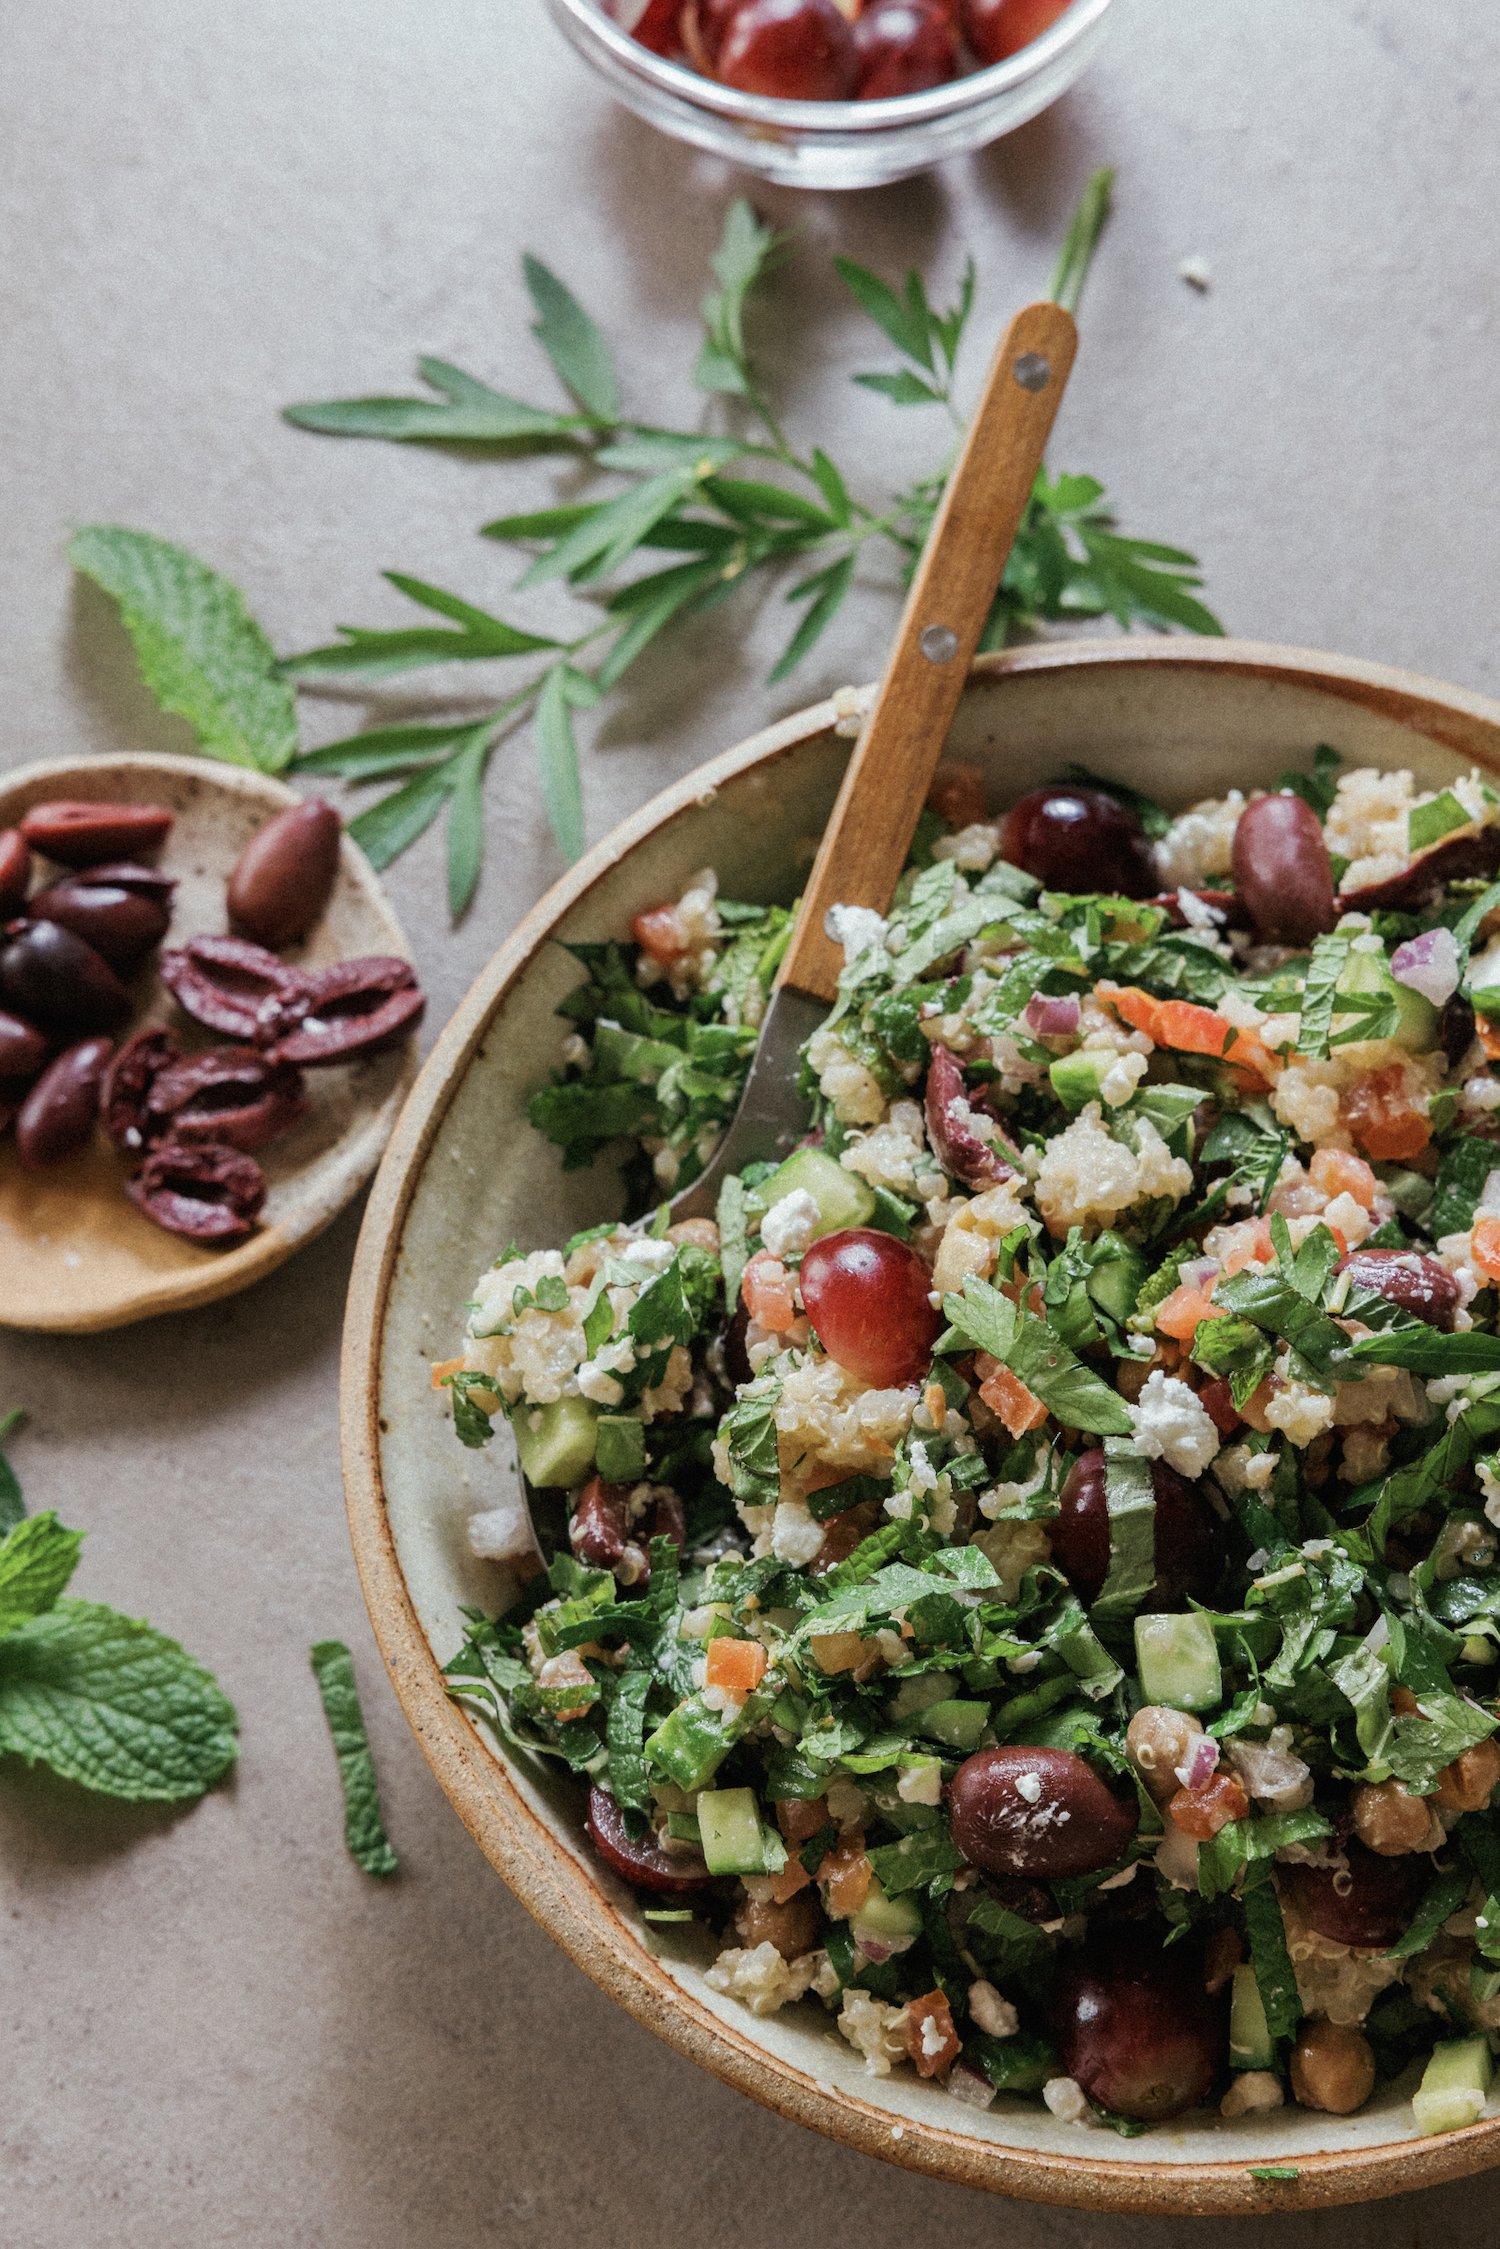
[1012,352,1052,391]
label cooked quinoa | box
[440,749,1500,2137]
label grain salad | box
[437,748,1500,2136]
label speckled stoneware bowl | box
[342,641,1500,2213]
[0,751,415,1333]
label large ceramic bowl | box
[342,640,1500,2214]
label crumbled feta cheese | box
[770,1500,826,1569]
[467,1494,534,1564]
[1153,792,1244,887]
[760,1188,821,1263]
[1042,2076,1093,2124]
[1263,1377,1336,1448]
[1014,1770,1043,1805]
[1129,1370,1222,1476]
[823,902,889,961]
[967,1979,1019,2039]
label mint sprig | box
[0,1431,237,1804]
[72,170,1219,913]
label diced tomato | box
[1154,1283,1225,1343]
[742,1250,799,1333]
[926,762,989,829]
[632,902,688,961]
[818,1832,872,1918]
[1343,1065,1431,1161]
[1168,1770,1250,1840]
[1309,1146,1379,1211]
[904,1989,962,2079]
[768,1857,813,1903]
[704,1636,768,1695]
[1474,1217,1500,1284]
[1217,1218,1275,1275]
[1482,1019,1500,1064]
[977,1361,1049,1437]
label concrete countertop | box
[4,0,1499,2241]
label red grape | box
[586,1785,710,1894]
[1051,1448,1225,1609]
[1230,792,1338,947]
[999,784,1158,898]
[960,0,1070,65]
[1054,1943,1224,2121]
[618,0,687,55]
[947,1746,1138,1878]
[799,1228,940,1387]
[715,0,858,98]
[854,0,958,96]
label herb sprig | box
[72,171,1219,916]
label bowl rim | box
[0,749,415,1334]
[546,0,1114,134]
[341,637,1500,2213]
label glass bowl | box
[544,0,1116,190]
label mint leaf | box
[70,526,298,773]
[0,1598,237,1801]
[0,1512,82,1635]
[310,1639,399,1878]
[523,255,620,423]
[0,1407,24,1536]
[943,1275,1134,1437]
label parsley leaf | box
[310,1639,399,1877]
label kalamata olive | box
[715,0,858,98]
[0,1008,49,1080]
[1340,1247,1460,1333]
[227,798,342,950]
[159,935,310,1045]
[0,918,131,1035]
[101,1027,180,1150]
[960,0,1070,64]
[925,1043,1015,1188]
[145,1046,309,1152]
[28,871,173,971]
[1278,1842,1426,1950]
[948,1746,1138,1879]
[1054,1942,1224,2122]
[273,956,424,1065]
[1439,991,1478,1068]
[586,1784,710,1895]
[126,1140,267,1244]
[570,1476,633,1561]
[1052,1448,1226,1609]
[14,1037,113,1167]
[853,0,957,96]
[999,785,1158,899]
[0,829,31,914]
[1230,792,1338,946]
[19,799,174,867]
[799,1229,941,1388]
[1340,826,1500,916]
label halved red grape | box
[960,0,1070,64]
[1054,1943,1224,2121]
[799,1228,940,1388]
[586,1784,710,1895]
[854,0,957,96]
[715,0,858,97]
[1051,1448,1225,1609]
[948,1746,1138,1878]
[1230,792,1337,947]
[999,785,1157,899]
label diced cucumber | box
[1471,1958,1500,2006]
[665,1811,703,1844]
[645,1694,736,1791]
[1412,2035,1494,2136]
[594,1413,646,1483]
[1086,1232,1150,1327]
[697,1786,786,1877]
[917,1699,989,1752]
[850,1874,922,1949]
[1229,1962,1275,2071]
[754,1146,874,1239]
[515,1396,599,1489]
[887,1670,958,1721]
[1134,1612,1223,1711]
[1337,945,1439,1054]
[1049,1051,1113,1112]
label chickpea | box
[1289,2019,1376,2116]
[736,1887,822,1961]
[1434,1735,1500,1814]
[1126,1705,1204,1805]
[1351,1777,1435,1856]
[667,1216,720,1252]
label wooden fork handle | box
[777,298,1078,1005]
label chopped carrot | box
[818,1832,872,1918]
[904,1990,962,2079]
[704,1636,768,1696]
[768,1857,813,1904]
[1309,1147,1379,1211]
[431,1356,465,1388]
[1097,982,1279,1083]
[978,1361,1049,1437]
[1474,1217,1500,1284]
[1154,1283,1226,1343]
[1343,1065,1431,1161]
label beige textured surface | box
[4,0,1500,2242]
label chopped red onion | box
[1175,1735,1221,1791]
[1180,1256,1219,1293]
[1391,926,1460,1007]
[1024,993,1081,1037]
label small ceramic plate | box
[0,751,416,1334]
